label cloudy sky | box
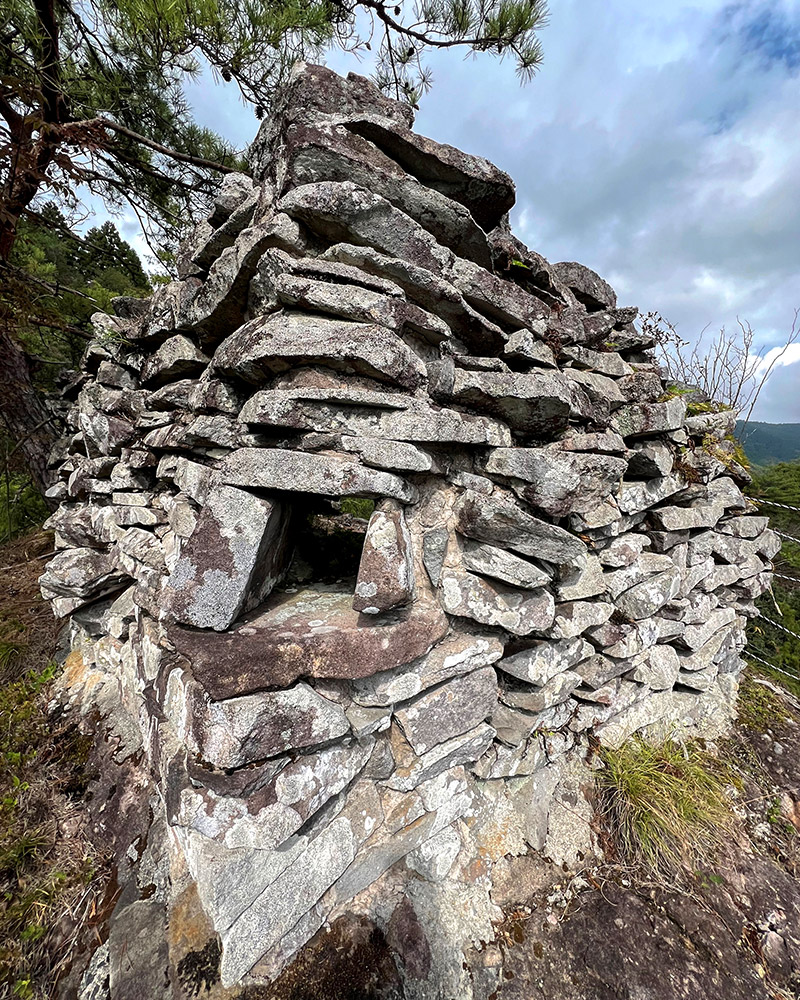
[119,0,800,421]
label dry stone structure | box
[41,63,779,998]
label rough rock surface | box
[41,62,778,1000]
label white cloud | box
[408,0,800,419]
[754,341,800,377]
[92,0,800,419]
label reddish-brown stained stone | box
[170,586,449,699]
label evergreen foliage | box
[1,208,149,541]
[8,204,150,394]
[746,460,800,694]
[1,0,549,262]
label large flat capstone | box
[218,448,415,503]
[170,585,449,699]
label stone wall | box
[41,63,779,999]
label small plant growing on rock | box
[597,737,734,883]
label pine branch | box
[68,116,246,176]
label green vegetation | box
[737,422,800,467]
[745,459,800,695]
[0,535,102,997]
[657,384,695,403]
[0,584,102,1000]
[9,205,151,395]
[340,498,377,520]
[700,432,750,476]
[1,208,150,543]
[686,400,730,417]
[597,737,734,882]
[0,470,49,546]
[736,674,789,731]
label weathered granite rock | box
[213,311,427,389]
[652,501,725,531]
[39,61,776,1000]
[603,552,677,599]
[628,645,681,689]
[186,679,352,769]
[562,344,633,377]
[170,586,449,698]
[279,181,454,275]
[241,388,511,445]
[454,491,587,568]
[275,272,450,342]
[461,539,552,589]
[343,114,515,231]
[217,788,379,984]
[162,483,291,630]
[352,632,504,707]
[598,533,650,567]
[556,554,607,601]
[439,570,555,635]
[39,547,128,609]
[383,723,496,792]
[498,638,593,684]
[504,329,556,367]
[321,242,508,351]
[482,448,626,516]
[219,447,415,502]
[498,670,583,714]
[548,600,615,639]
[394,666,498,755]
[615,566,682,619]
[627,441,674,478]
[141,335,209,386]
[612,397,686,437]
[353,502,415,613]
[276,120,494,267]
[450,369,573,436]
[552,261,616,310]
[422,527,449,587]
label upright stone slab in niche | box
[162,482,291,630]
[41,61,777,999]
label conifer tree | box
[1,0,549,498]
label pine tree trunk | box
[0,324,60,509]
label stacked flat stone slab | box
[42,63,777,999]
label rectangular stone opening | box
[284,496,375,588]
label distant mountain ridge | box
[737,421,800,467]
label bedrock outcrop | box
[41,62,777,1000]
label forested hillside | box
[737,421,800,467]
[746,459,800,689]
[1,209,150,540]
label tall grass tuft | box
[597,737,734,882]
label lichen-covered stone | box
[353,502,415,613]
[219,447,415,503]
[213,310,427,389]
[453,491,587,568]
[39,60,776,1000]
[163,483,291,630]
[394,666,498,755]
[440,569,555,636]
